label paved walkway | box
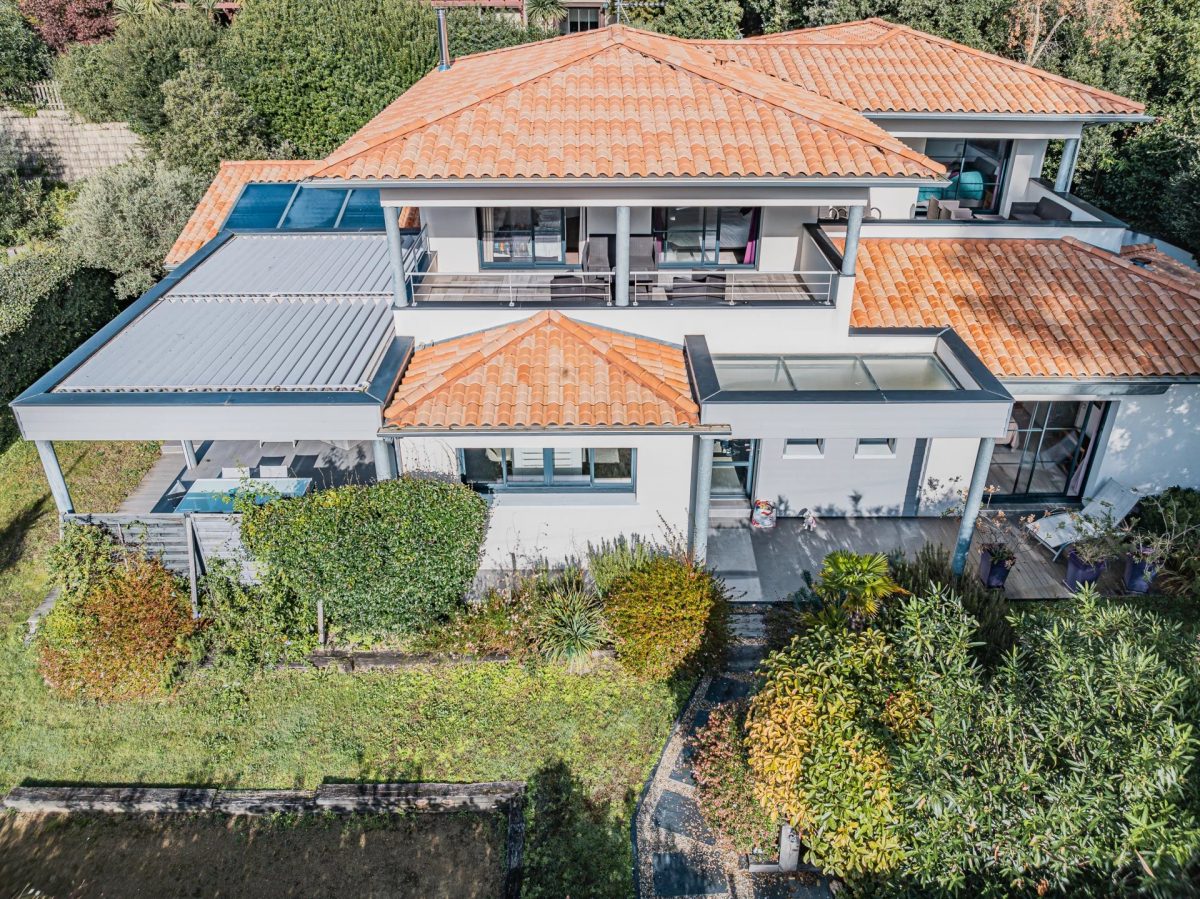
[634,606,832,899]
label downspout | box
[691,436,715,564]
[951,437,996,576]
[384,207,409,308]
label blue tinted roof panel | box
[223,183,387,233]
[338,189,386,230]
[224,183,296,230]
[281,188,348,230]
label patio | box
[120,440,378,514]
[707,516,1117,603]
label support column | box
[180,440,198,470]
[1055,137,1080,193]
[614,204,631,307]
[691,436,715,564]
[35,440,73,515]
[384,207,409,308]
[373,437,397,482]
[840,204,864,277]
[951,437,996,577]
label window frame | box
[783,438,825,459]
[565,6,601,32]
[477,207,570,268]
[920,138,1014,215]
[458,448,637,493]
[854,437,897,459]
[650,206,761,269]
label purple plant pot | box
[1066,550,1107,591]
[1123,553,1156,595]
[978,550,1013,589]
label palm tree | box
[524,0,566,30]
[815,551,906,629]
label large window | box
[651,207,760,266]
[565,6,600,32]
[460,448,635,491]
[987,401,1107,500]
[478,208,580,266]
[919,139,1013,214]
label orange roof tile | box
[1120,243,1200,292]
[165,160,317,266]
[850,237,1200,379]
[712,19,1145,116]
[311,25,943,181]
[384,310,700,429]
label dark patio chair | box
[1009,197,1073,223]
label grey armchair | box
[1009,197,1073,223]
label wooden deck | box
[707,516,1104,602]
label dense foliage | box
[604,555,729,680]
[691,700,777,853]
[239,477,488,639]
[52,38,113,120]
[652,0,744,39]
[0,249,117,445]
[1132,486,1200,597]
[586,534,668,597]
[196,560,314,670]
[0,0,48,97]
[218,0,440,156]
[39,523,198,700]
[0,136,71,250]
[61,156,207,299]
[445,8,554,56]
[18,0,112,51]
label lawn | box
[0,439,681,897]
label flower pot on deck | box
[978,550,1013,589]
[1065,550,1106,591]
[1123,552,1156,595]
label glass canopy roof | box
[224,183,386,232]
[712,354,961,392]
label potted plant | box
[1122,541,1160,594]
[1065,533,1113,591]
[1117,492,1200,595]
[978,541,1016,589]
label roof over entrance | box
[717,19,1146,117]
[310,26,943,182]
[384,310,700,429]
[850,236,1200,379]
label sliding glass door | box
[987,400,1107,501]
[651,207,760,267]
[478,207,580,266]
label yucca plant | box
[815,550,906,629]
[536,584,609,671]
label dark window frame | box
[477,207,571,268]
[650,206,762,269]
[458,447,637,493]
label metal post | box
[1055,137,1080,193]
[373,438,397,482]
[384,207,409,308]
[184,514,200,619]
[436,8,452,71]
[840,204,864,277]
[951,437,996,577]
[614,205,631,307]
[691,436,715,564]
[181,440,198,470]
[35,440,73,515]
[387,437,402,477]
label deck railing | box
[406,268,835,306]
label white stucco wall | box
[757,206,813,271]
[424,206,480,273]
[395,433,696,569]
[918,436,980,514]
[1090,386,1200,493]
[1000,139,1049,215]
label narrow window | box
[784,438,824,459]
[855,438,896,459]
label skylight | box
[223,184,386,232]
[712,354,961,393]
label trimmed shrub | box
[196,560,314,670]
[18,0,113,51]
[40,523,198,701]
[218,0,439,156]
[0,248,118,446]
[61,156,207,300]
[53,39,116,122]
[691,700,777,854]
[651,0,742,39]
[239,476,489,639]
[0,0,48,98]
[603,556,728,680]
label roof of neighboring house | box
[311,25,943,181]
[1120,243,1200,291]
[850,236,1200,379]
[166,160,317,266]
[384,310,700,429]
[718,19,1146,116]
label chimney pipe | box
[437,8,451,71]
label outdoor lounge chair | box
[1008,197,1073,223]
[1025,478,1142,560]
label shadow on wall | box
[1101,389,1199,491]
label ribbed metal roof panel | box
[56,294,395,393]
[171,233,393,296]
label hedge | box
[0,249,118,446]
[239,477,489,639]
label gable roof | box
[383,310,700,429]
[850,236,1200,379]
[166,160,318,266]
[310,25,943,181]
[708,19,1145,117]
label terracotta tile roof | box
[711,19,1145,116]
[1120,243,1200,292]
[384,310,700,429]
[849,236,1200,379]
[310,25,943,181]
[166,160,317,266]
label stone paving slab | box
[668,742,696,787]
[705,675,753,705]
[727,644,767,672]
[652,851,729,897]
[751,872,832,898]
[652,791,716,847]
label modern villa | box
[13,20,1200,577]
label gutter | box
[310,174,946,189]
[864,112,1154,124]
[378,425,732,437]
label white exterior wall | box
[757,206,813,271]
[1090,386,1200,493]
[1000,139,1049,215]
[918,437,980,513]
[424,206,481,273]
[395,433,695,569]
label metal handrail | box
[630,270,836,306]
[400,223,430,274]
[408,270,615,306]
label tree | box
[814,550,906,627]
[52,40,116,122]
[18,0,113,50]
[0,0,48,98]
[219,0,441,157]
[446,7,554,57]
[156,49,271,177]
[1008,0,1135,67]
[61,156,207,299]
[653,0,743,39]
[524,0,564,30]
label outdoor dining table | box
[174,477,312,513]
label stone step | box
[730,615,766,639]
